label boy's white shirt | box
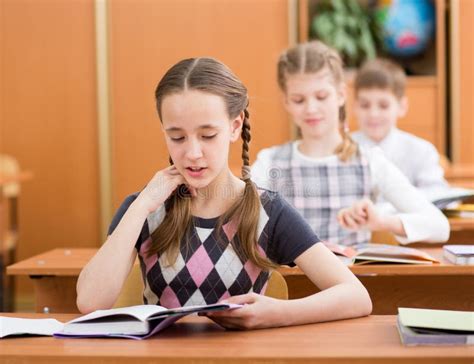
[352,128,449,201]
[250,141,450,245]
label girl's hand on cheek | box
[201,293,284,330]
[138,166,188,213]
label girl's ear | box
[230,111,244,142]
[281,91,291,113]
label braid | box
[241,108,252,182]
[335,104,358,162]
[339,104,346,123]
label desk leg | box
[32,276,80,313]
[285,275,474,314]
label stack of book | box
[443,204,474,219]
[397,308,474,346]
[443,245,474,265]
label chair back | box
[0,155,20,198]
[265,270,288,300]
[113,261,144,308]
[0,154,20,311]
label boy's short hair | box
[354,58,406,99]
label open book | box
[397,307,474,346]
[0,302,241,340]
[324,242,438,265]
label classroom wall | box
[0,0,100,304]
[457,0,474,164]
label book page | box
[0,317,64,338]
[66,303,243,325]
[354,244,438,262]
[66,304,168,324]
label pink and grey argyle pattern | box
[109,189,319,309]
[138,215,269,308]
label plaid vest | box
[264,142,371,246]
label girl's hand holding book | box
[201,293,285,330]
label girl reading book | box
[76,57,371,329]
[251,41,450,247]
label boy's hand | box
[137,166,196,213]
[337,198,385,232]
[200,293,285,330]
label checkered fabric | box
[262,142,372,246]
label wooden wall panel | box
[0,0,100,303]
[458,0,474,164]
[109,0,290,207]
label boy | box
[352,58,449,201]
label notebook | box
[397,307,474,346]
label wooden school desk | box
[280,246,474,314]
[0,313,472,364]
[7,247,474,314]
[446,217,474,244]
[6,248,93,313]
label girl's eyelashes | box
[290,93,328,104]
[290,98,304,104]
[170,136,185,142]
[169,134,217,142]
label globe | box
[380,0,435,58]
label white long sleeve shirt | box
[251,141,450,244]
[352,128,449,201]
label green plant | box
[311,0,382,67]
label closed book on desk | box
[323,242,438,265]
[0,303,241,340]
[430,187,474,209]
[443,245,474,265]
[443,204,474,218]
[397,307,474,346]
